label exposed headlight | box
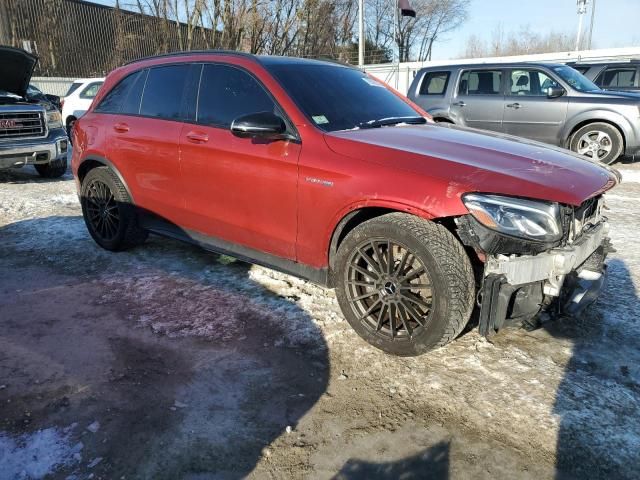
[46,110,63,129]
[462,193,563,243]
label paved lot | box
[1,159,639,479]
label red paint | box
[72,52,619,270]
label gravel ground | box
[0,158,639,480]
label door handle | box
[506,103,522,109]
[113,123,129,133]
[186,131,209,143]
[453,101,466,107]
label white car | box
[61,77,104,137]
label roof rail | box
[123,49,257,66]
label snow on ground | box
[0,425,82,480]
[1,162,640,478]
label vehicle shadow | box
[0,164,72,184]
[332,442,449,480]
[0,214,330,479]
[548,258,640,479]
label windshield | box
[551,65,600,92]
[266,64,424,132]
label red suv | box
[72,51,619,356]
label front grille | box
[0,111,46,140]
[568,196,603,242]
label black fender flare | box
[77,155,135,202]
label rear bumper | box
[0,128,68,169]
[479,221,610,336]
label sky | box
[432,0,640,60]
[89,0,640,60]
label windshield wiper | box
[358,116,427,129]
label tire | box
[66,118,75,145]
[35,157,67,178]
[569,122,623,165]
[334,213,475,356]
[80,166,148,251]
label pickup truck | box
[0,46,68,178]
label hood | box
[325,123,618,207]
[0,46,38,98]
[584,89,640,101]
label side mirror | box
[547,86,565,99]
[230,112,288,139]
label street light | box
[358,0,416,67]
[575,0,588,51]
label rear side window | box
[65,82,83,96]
[95,71,145,114]
[196,64,276,128]
[80,82,103,99]
[458,70,502,95]
[140,65,191,120]
[418,71,449,95]
[597,68,637,88]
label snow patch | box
[619,169,640,184]
[0,427,82,480]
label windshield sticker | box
[312,115,329,125]
[362,77,385,87]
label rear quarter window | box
[418,71,450,95]
[95,71,145,114]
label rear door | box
[451,69,505,132]
[502,68,569,145]
[98,64,193,224]
[178,63,300,260]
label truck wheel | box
[35,157,67,178]
[569,122,623,165]
[334,213,475,356]
[80,166,148,251]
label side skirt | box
[138,210,330,287]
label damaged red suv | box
[72,51,619,356]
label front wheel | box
[35,157,67,178]
[569,122,623,165]
[334,213,475,356]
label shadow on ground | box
[0,215,330,479]
[549,258,640,479]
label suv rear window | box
[65,82,83,96]
[95,70,146,114]
[597,68,637,88]
[458,70,502,95]
[418,72,449,95]
[140,65,190,120]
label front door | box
[502,69,569,145]
[451,69,505,133]
[179,63,300,260]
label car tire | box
[80,166,148,251]
[569,122,623,165]
[66,118,76,145]
[35,157,67,178]
[334,213,475,356]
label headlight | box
[462,193,563,243]
[46,109,63,129]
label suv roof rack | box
[123,49,257,66]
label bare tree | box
[463,25,577,58]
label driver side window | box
[197,64,276,128]
[509,70,559,96]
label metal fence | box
[0,0,214,78]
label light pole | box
[575,0,588,51]
[393,0,416,87]
[358,0,365,66]
[587,0,597,50]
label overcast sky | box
[433,0,640,60]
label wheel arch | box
[77,156,135,202]
[327,203,461,283]
[563,113,628,150]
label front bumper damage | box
[458,215,611,336]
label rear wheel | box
[334,213,475,356]
[35,157,67,178]
[569,122,623,165]
[80,166,148,251]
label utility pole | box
[575,0,588,51]
[587,0,597,50]
[358,0,365,66]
